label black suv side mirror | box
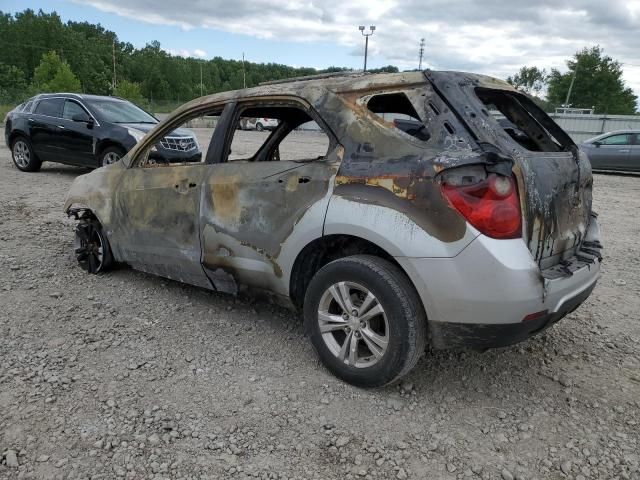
[72,113,94,128]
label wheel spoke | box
[318,311,348,333]
[348,333,359,366]
[359,303,384,323]
[361,327,388,358]
[358,292,377,317]
[88,253,97,272]
[337,330,353,363]
[329,284,348,313]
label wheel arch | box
[96,139,127,158]
[289,234,415,310]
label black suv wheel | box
[11,136,42,172]
[304,255,426,388]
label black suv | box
[4,93,201,172]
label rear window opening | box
[476,88,568,152]
[367,92,431,142]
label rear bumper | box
[427,279,596,349]
[396,216,602,349]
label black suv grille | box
[160,136,196,152]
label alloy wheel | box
[12,140,30,168]
[317,281,389,368]
[74,222,105,273]
[102,151,121,166]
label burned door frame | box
[197,95,341,296]
[110,103,234,289]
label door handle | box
[28,118,34,123]
[174,180,196,194]
[619,149,630,153]
[57,125,65,130]
[277,175,311,184]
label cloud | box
[165,48,208,59]
[76,0,640,99]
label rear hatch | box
[425,71,593,268]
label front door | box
[114,164,211,288]
[55,99,96,166]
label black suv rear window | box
[35,98,64,117]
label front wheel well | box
[289,234,409,310]
[96,140,126,158]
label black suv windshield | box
[87,99,157,124]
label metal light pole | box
[358,25,375,71]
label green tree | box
[0,62,28,102]
[114,79,143,103]
[32,51,81,92]
[507,66,548,95]
[547,46,637,114]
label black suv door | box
[58,100,97,166]
[30,97,65,161]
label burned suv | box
[64,71,602,387]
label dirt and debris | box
[1,141,639,479]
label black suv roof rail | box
[259,70,368,86]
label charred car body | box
[64,71,602,387]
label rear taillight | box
[441,173,522,239]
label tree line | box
[1,9,637,115]
[0,9,397,110]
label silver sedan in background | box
[580,130,640,172]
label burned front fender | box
[64,162,125,253]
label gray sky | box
[76,0,640,100]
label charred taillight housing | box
[440,169,522,239]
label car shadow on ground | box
[104,262,565,400]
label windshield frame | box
[85,98,158,125]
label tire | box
[74,218,113,274]
[98,146,125,167]
[304,255,427,388]
[255,122,264,132]
[11,136,42,172]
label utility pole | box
[242,52,246,89]
[112,40,117,91]
[564,68,577,107]
[200,62,203,97]
[418,38,425,70]
[358,26,376,71]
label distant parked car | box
[580,130,640,172]
[239,117,279,131]
[5,93,201,172]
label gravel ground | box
[0,138,639,480]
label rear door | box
[629,134,640,172]
[426,71,592,268]
[30,97,65,161]
[595,133,632,170]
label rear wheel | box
[255,122,264,131]
[74,218,113,274]
[304,255,426,388]
[99,146,125,167]
[11,136,42,172]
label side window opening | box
[476,88,565,152]
[599,134,631,146]
[366,92,431,142]
[226,105,331,163]
[62,100,88,120]
[136,108,223,167]
[34,98,64,117]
